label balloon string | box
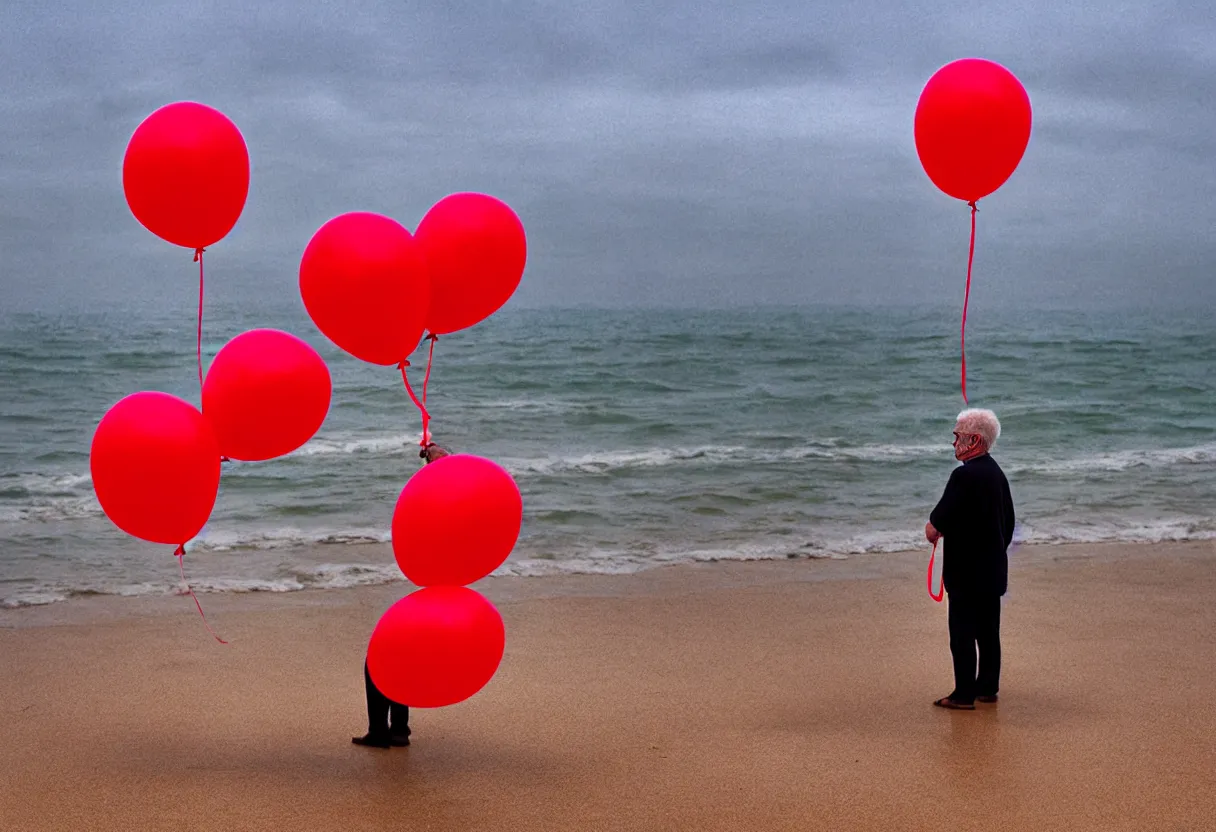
[175,545,228,644]
[961,202,976,404]
[928,540,944,603]
[398,360,431,447]
[421,334,437,407]
[194,247,206,393]
[185,251,229,643]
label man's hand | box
[423,444,450,463]
[925,522,941,544]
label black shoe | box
[389,733,411,747]
[933,696,976,710]
[352,733,392,749]
[976,694,999,704]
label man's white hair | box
[955,408,1001,449]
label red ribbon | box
[172,248,232,643]
[193,248,206,392]
[398,361,431,446]
[961,202,977,404]
[927,540,944,603]
[399,334,438,448]
[174,545,228,644]
[421,334,436,408]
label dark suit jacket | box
[929,454,1015,596]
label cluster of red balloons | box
[914,58,1033,401]
[296,193,527,709]
[298,193,527,366]
[368,455,522,707]
[92,103,332,554]
[93,98,527,709]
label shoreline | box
[2,540,1212,630]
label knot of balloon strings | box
[174,544,228,644]
[960,201,978,404]
[193,248,207,392]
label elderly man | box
[925,409,1015,711]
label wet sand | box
[2,541,1214,831]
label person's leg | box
[389,702,410,745]
[946,593,978,705]
[353,661,392,748]
[975,595,1002,699]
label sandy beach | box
[1,541,1214,831]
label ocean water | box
[1,301,1213,608]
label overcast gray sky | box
[2,0,1214,313]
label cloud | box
[1,0,1214,313]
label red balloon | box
[914,59,1032,202]
[392,455,522,587]
[202,329,332,462]
[122,102,250,249]
[414,193,527,335]
[90,392,221,545]
[299,212,430,366]
[367,587,505,708]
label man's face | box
[952,429,981,461]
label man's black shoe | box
[352,733,392,749]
